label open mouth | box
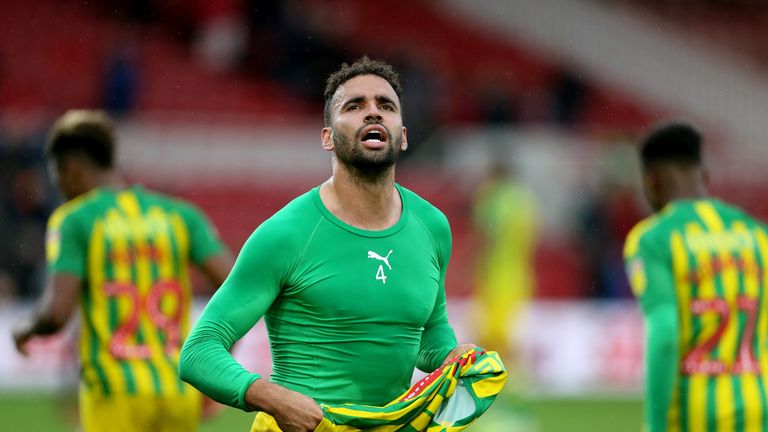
[360,125,389,144]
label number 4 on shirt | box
[376,265,387,284]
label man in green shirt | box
[624,123,768,432]
[179,57,476,432]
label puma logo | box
[368,249,393,270]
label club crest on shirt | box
[627,257,646,296]
[368,249,393,284]
[46,229,62,262]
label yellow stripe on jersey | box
[148,207,188,395]
[694,203,725,232]
[716,374,735,432]
[669,230,689,432]
[148,207,179,336]
[117,192,180,397]
[671,231,693,372]
[148,208,175,281]
[84,218,126,394]
[624,215,658,258]
[46,210,66,264]
[624,216,660,298]
[46,192,94,264]
[147,207,185,362]
[697,204,738,362]
[169,213,192,337]
[684,222,715,432]
[732,222,764,430]
[695,203,739,432]
[668,384,682,432]
[755,228,768,423]
[106,208,156,394]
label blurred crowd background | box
[3,0,768,430]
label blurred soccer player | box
[11,110,233,432]
[472,161,536,366]
[624,122,768,432]
[179,57,487,432]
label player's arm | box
[625,233,679,432]
[417,218,461,372]
[178,221,322,429]
[12,272,81,355]
[197,253,234,288]
[12,209,85,355]
[181,204,234,291]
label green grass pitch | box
[0,392,641,431]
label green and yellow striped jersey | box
[46,185,223,397]
[625,199,768,432]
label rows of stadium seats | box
[9,0,752,301]
[290,0,656,129]
[613,0,768,70]
[0,1,314,116]
[0,0,656,132]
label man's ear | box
[321,127,334,152]
[401,127,408,151]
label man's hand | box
[442,343,479,366]
[11,317,35,356]
[245,379,323,432]
[11,272,81,357]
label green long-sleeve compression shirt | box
[179,184,458,411]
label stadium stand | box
[6,0,767,300]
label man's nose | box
[364,103,383,121]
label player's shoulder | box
[624,211,672,258]
[713,199,767,229]
[249,188,321,243]
[271,187,319,222]
[48,188,104,228]
[134,186,198,213]
[399,184,450,229]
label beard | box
[332,122,403,178]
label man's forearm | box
[645,306,679,432]
[12,313,65,355]
[27,308,67,335]
[245,379,286,412]
[178,324,260,411]
[15,310,65,340]
[245,379,324,430]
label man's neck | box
[665,176,708,205]
[656,166,708,209]
[81,171,126,196]
[666,190,707,206]
[319,161,401,231]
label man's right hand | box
[11,317,35,356]
[245,379,323,432]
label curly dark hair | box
[46,110,116,168]
[323,56,403,126]
[640,122,702,169]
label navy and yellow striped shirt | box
[625,199,768,432]
[46,185,223,397]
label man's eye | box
[381,104,395,111]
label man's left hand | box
[442,343,478,366]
